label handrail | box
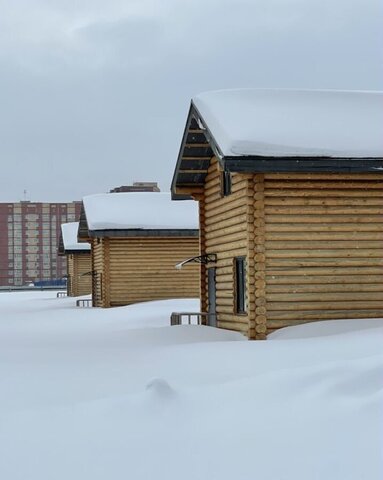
[76,299,92,308]
[170,312,211,326]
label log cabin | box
[78,192,200,307]
[171,88,383,339]
[58,222,92,297]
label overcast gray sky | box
[0,0,382,202]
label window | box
[221,170,232,197]
[234,257,246,314]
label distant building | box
[109,182,160,193]
[0,201,81,286]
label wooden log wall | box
[92,238,105,307]
[66,253,92,297]
[262,172,383,334]
[202,158,255,337]
[99,236,200,307]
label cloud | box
[0,0,381,201]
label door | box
[207,267,216,327]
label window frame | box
[234,256,247,314]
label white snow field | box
[0,291,382,480]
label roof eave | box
[88,229,199,238]
[171,103,219,200]
[223,156,383,173]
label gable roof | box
[172,89,383,199]
[81,192,199,237]
[59,222,91,254]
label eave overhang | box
[171,102,383,200]
[224,157,383,173]
[62,249,91,255]
[77,202,91,243]
[88,229,199,239]
[171,103,216,200]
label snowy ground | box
[0,291,382,480]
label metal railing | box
[170,312,211,326]
[76,299,92,308]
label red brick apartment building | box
[0,201,81,286]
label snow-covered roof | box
[83,192,199,231]
[192,89,383,158]
[61,222,90,251]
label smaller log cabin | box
[78,192,200,307]
[171,88,383,339]
[58,222,92,297]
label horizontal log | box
[205,215,251,234]
[265,189,383,198]
[265,181,383,189]
[266,309,383,321]
[205,231,247,247]
[204,240,248,254]
[265,223,383,232]
[266,283,383,293]
[205,199,249,219]
[205,204,248,223]
[266,292,383,303]
[266,232,383,241]
[264,197,383,206]
[265,258,383,268]
[265,206,383,215]
[266,248,383,258]
[216,297,235,306]
[265,267,383,276]
[205,186,249,206]
[265,215,383,223]
[217,321,248,333]
[264,173,383,180]
[267,301,383,311]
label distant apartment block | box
[0,201,81,286]
[109,182,160,193]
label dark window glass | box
[235,257,246,313]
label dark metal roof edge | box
[88,229,199,238]
[224,156,383,173]
[63,249,91,254]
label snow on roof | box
[61,222,90,251]
[192,89,383,158]
[83,192,199,231]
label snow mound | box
[146,378,175,398]
[269,318,383,340]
